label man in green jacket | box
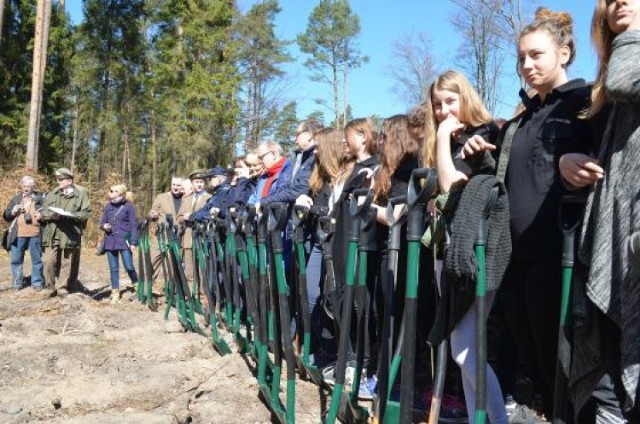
[40,168,91,296]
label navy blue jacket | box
[233,177,259,207]
[248,159,293,205]
[100,200,138,250]
[262,148,315,205]
[192,182,232,222]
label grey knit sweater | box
[570,30,640,413]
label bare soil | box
[0,250,327,424]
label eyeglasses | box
[295,129,308,137]
[258,151,274,160]
[110,189,119,193]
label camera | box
[23,212,32,224]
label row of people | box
[143,4,636,422]
[3,1,638,422]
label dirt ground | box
[0,250,329,424]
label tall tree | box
[236,0,291,151]
[450,0,525,113]
[0,0,71,170]
[147,0,240,173]
[387,31,438,108]
[272,100,297,149]
[71,0,147,181]
[297,0,367,128]
[26,0,52,169]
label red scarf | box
[261,157,286,198]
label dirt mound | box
[0,252,326,424]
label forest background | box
[0,0,596,241]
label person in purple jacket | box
[99,184,139,303]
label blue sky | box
[65,0,598,121]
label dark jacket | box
[248,158,293,205]
[262,148,315,204]
[234,177,259,207]
[501,79,592,261]
[41,185,91,249]
[331,156,380,292]
[192,182,232,222]
[3,192,45,222]
[99,200,138,250]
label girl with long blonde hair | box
[422,70,506,424]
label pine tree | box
[296,0,367,128]
[235,0,291,151]
[69,0,147,182]
[148,0,241,177]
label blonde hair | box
[422,70,492,168]
[587,0,616,117]
[520,8,576,67]
[110,184,134,202]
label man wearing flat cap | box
[177,170,211,285]
[40,168,91,296]
[192,166,231,222]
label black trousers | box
[499,256,562,416]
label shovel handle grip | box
[407,168,438,207]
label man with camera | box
[40,168,91,296]
[2,176,45,291]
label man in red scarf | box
[248,141,292,207]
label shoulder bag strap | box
[496,117,523,184]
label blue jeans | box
[10,236,43,288]
[306,243,336,356]
[106,249,138,289]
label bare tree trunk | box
[151,109,157,201]
[122,126,127,178]
[71,102,79,173]
[253,81,262,145]
[125,125,132,190]
[0,0,5,45]
[332,63,339,129]
[33,0,52,166]
[58,0,65,12]
[342,45,348,128]
[245,79,253,152]
[26,0,46,169]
